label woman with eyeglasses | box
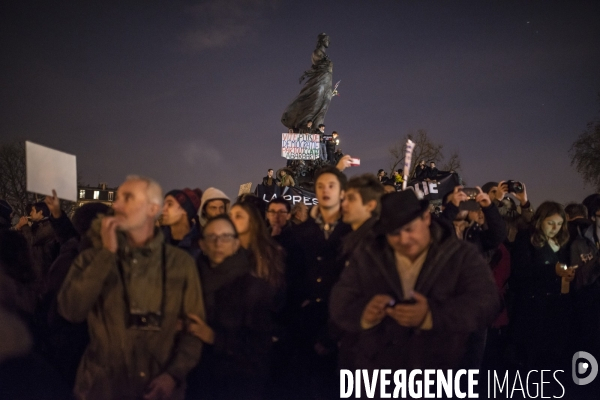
[185,214,279,400]
[509,201,575,370]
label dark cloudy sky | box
[2,0,599,204]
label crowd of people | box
[1,155,599,399]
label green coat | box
[58,221,205,400]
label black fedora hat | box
[380,190,430,234]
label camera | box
[459,188,480,211]
[506,180,524,194]
[129,311,162,331]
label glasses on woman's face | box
[203,233,236,244]
[267,210,289,215]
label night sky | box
[2,1,599,204]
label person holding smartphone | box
[330,190,499,372]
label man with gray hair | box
[58,176,205,400]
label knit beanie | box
[165,188,202,222]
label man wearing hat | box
[330,190,500,371]
[161,188,203,259]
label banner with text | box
[407,172,460,201]
[255,184,318,206]
[281,133,320,160]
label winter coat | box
[494,198,534,243]
[262,176,278,187]
[509,229,571,367]
[415,165,429,181]
[278,174,295,187]
[188,250,276,399]
[161,224,201,260]
[339,217,377,262]
[489,244,511,328]
[427,167,439,180]
[330,219,500,370]
[20,219,58,287]
[58,220,205,400]
[282,207,352,348]
[567,219,600,288]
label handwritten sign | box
[281,133,320,160]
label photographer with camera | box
[58,176,205,400]
[441,186,507,254]
[440,186,507,368]
[482,180,534,243]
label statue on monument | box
[281,33,335,131]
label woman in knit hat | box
[161,188,203,259]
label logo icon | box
[572,351,598,385]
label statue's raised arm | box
[281,33,334,131]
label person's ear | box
[422,210,432,225]
[231,238,240,252]
[148,203,161,219]
[365,199,377,214]
[199,240,207,253]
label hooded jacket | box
[199,188,231,227]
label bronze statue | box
[281,33,335,130]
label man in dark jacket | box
[426,161,439,181]
[340,173,384,261]
[414,160,429,181]
[15,201,58,289]
[338,173,384,369]
[282,165,352,399]
[325,131,339,164]
[330,190,500,375]
[161,187,203,259]
[262,168,277,187]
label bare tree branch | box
[570,119,600,191]
[441,150,462,173]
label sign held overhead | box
[26,141,77,202]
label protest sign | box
[238,182,253,195]
[281,133,320,160]
[255,184,318,206]
[406,172,459,201]
[26,141,77,202]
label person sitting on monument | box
[262,169,278,187]
[426,161,439,182]
[415,160,429,181]
[278,169,295,188]
[317,124,327,161]
[300,120,314,134]
[326,131,339,164]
